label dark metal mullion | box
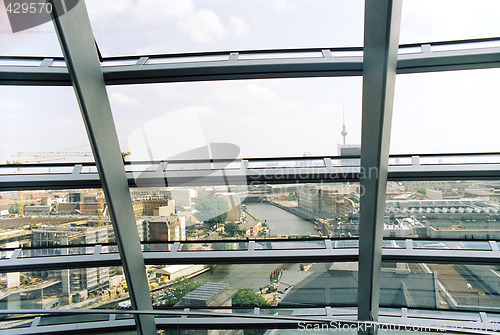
[358,0,402,332]
[48,1,155,334]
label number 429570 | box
[5,2,53,14]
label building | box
[156,265,205,282]
[280,268,438,309]
[23,205,51,216]
[298,184,359,219]
[55,202,79,214]
[384,199,500,239]
[68,192,81,203]
[137,216,186,242]
[158,199,175,217]
[133,199,169,216]
[175,282,235,307]
[130,188,171,201]
[31,226,109,302]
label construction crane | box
[96,189,106,227]
[7,151,131,164]
[7,151,93,164]
[6,151,130,216]
[6,154,67,216]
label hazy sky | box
[1,0,500,163]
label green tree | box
[416,189,427,196]
[8,203,19,214]
[194,197,229,229]
[224,222,239,237]
[232,289,270,307]
[186,225,196,234]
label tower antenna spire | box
[341,104,347,145]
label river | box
[193,203,317,291]
[244,202,317,237]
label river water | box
[193,203,317,291]
[244,202,317,236]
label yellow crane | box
[6,154,67,216]
[7,151,93,164]
[7,151,131,164]
[6,151,131,216]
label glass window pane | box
[381,262,500,312]
[86,0,364,56]
[0,86,93,164]
[0,14,62,57]
[385,181,500,240]
[109,78,362,160]
[391,69,500,155]
[0,189,115,247]
[400,0,500,44]
[130,183,360,241]
[149,262,358,308]
[0,266,127,310]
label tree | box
[416,189,427,196]
[194,197,229,229]
[224,222,239,237]
[8,203,19,214]
[232,289,270,307]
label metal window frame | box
[1,307,500,335]
[1,0,500,333]
[358,1,402,330]
[1,155,500,191]
[1,239,500,273]
[2,39,500,86]
[48,1,154,334]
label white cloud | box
[85,0,135,21]
[213,83,276,104]
[178,9,227,43]
[229,16,250,36]
[273,0,298,12]
[87,0,194,22]
[127,106,208,161]
[136,43,178,55]
[0,100,24,110]
[401,0,500,43]
[110,92,140,106]
[134,0,195,22]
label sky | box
[1,0,500,163]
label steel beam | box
[358,0,402,330]
[2,241,500,273]
[2,308,500,335]
[2,42,500,86]
[48,1,155,334]
[1,157,500,191]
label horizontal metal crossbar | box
[1,39,500,86]
[1,240,499,272]
[1,154,500,191]
[1,307,499,334]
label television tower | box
[341,107,347,145]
